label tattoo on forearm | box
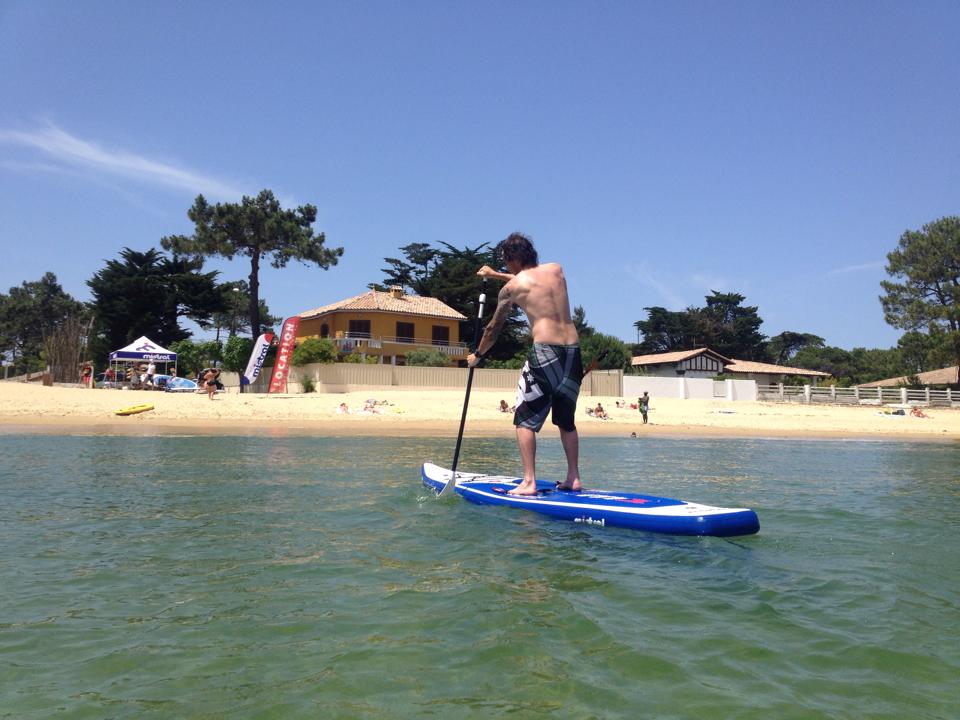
[480,296,512,351]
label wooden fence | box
[757,384,958,407]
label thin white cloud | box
[624,263,686,309]
[826,260,885,276]
[0,123,247,200]
[625,263,755,311]
[690,272,731,294]
[0,157,168,216]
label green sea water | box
[0,433,957,719]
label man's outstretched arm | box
[477,265,515,283]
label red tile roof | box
[298,290,466,321]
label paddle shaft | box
[581,349,609,380]
[443,280,487,495]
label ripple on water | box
[0,434,958,718]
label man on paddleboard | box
[467,233,583,496]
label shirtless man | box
[467,233,582,496]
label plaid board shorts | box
[514,343,583,432]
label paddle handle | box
[444,280,486,494]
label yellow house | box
[297,286,468,365]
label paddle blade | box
[437,469,457,497]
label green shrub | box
[405,349,452,367]
[221,335,254,373]
[301,376,316,393]
[170,339,222,378]
[341,351,379,364]
[292,338,337,366]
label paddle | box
[581,349,609,380]
[439,279,487,497]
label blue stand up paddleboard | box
[422,463,759,537]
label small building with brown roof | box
[297,286,467,365]
[631,348,831,384]
[857,365,959,388]
[631,348,731,378]
[723,359,831,384]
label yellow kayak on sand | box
[115,403,154,416]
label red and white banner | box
[241,332,274,387]
[268,318,300,394]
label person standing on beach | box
[467,232,582,496]
[639,392,650,424]
[202,368,221,400]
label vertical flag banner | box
[241,332,274,388]
[268,318,300,393]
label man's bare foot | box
[508,480,539,496]
[555,478,582,492]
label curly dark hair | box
[496,232,539,269]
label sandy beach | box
[1,381,958,441]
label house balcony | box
[333,332,468,356]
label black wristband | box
[474,350,485,360]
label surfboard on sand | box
[422,462,759,537]
[115,403,154,416]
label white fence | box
[757,384,958,407]
[623,375,757,401]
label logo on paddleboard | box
[574,516,605,527]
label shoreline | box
[1,382,958,443]
[0,421,955,443]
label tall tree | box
[896,329,953,374]
[0,273,86,374]
[700,291,768,361]
[790,345,859,386]
[87,248,223,361]
[788,344,905,387]
[634,306,704,354]
[880,216,960,369]
[162,190,343,338]
[572,306,593,338]
[634,293,768,360]
[571,305,630,370]
[206,280,282,339]
[377,243,440,293]
[767,331,825,365]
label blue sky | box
[1,1,957,350]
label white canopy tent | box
[108,336,177,386]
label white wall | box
[684,378,715,400]
[640,367,717,379]
[727,379,758,401]
[624,375,685,399]
[624,375,757,401]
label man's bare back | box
[475,263,578,350]
[503,263,578,346]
